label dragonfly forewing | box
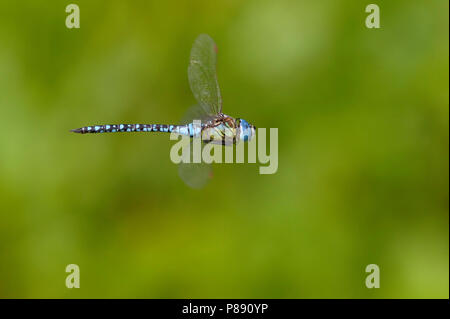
[188,34,222,116]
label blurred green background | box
[0,0,448,298]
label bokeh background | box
[0,0,448,298]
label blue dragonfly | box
[71,34,256,187]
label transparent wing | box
[177,104,214,189]
[188,34,222,116]
[178,160,212,189]
[180,104,216,125]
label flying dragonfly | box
[71,34,256,187]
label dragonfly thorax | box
[198,116,255,145]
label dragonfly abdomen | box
[71,123,204,137]
[71,124,175,134]
[172,123,202,137]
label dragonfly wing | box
[178,161,212,189]
[177,139,213,189]
[188,34,222,116]
[176,104,214,189]
[180,104,215,125]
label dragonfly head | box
[237,118,256,142]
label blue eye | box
[239,119,252,142]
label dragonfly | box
[71,34,256,187]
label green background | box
[0,0,448,298]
